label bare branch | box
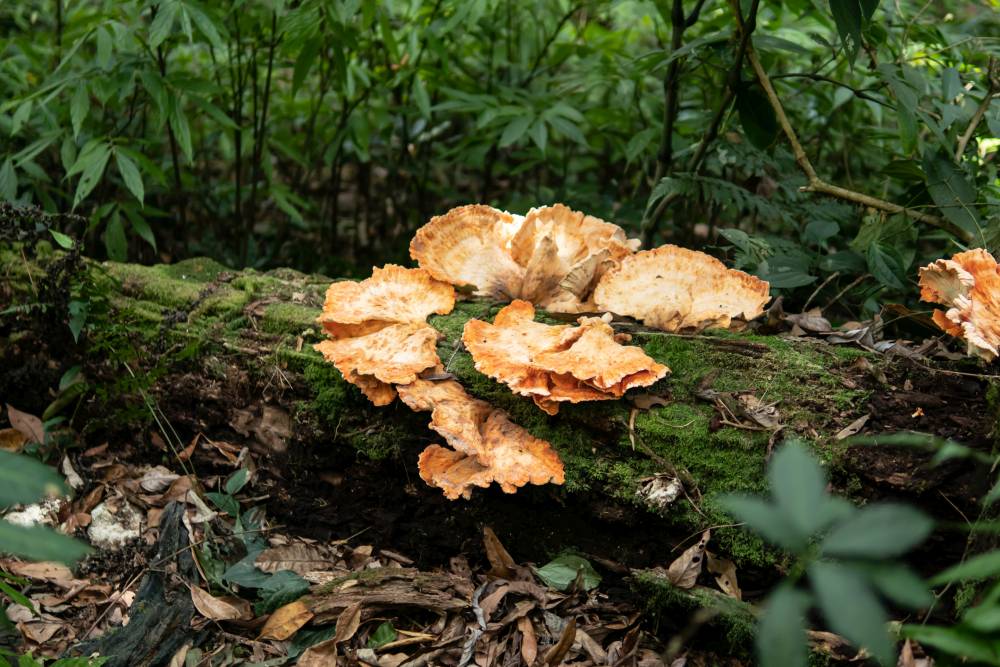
[954,56,999,162]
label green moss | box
[630,570,756,653]
[260,302,320,334]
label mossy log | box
[2,248,997,653]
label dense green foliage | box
[1,0,998,313]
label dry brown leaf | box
[666,530,710,589]
[543,616,577,666]
[6,404,45,445]
[706,551,742,600]
[518,615,538,666]
[0,428,27,453]
[593,245,770,332]
[255,544,339,575]
[919,248,1000,360]
[483,527,516,579]
[835,414,870,440]
[462,300,668,414]
[1,561,76,587]
[259,599,314,641]
[298,636,341,666]
[332,601,363,645]
[188,585,252,621]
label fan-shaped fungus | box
[398,376,565,499]
[593,245,770,332]
[919,248,1000,361]
[462,300,668,414]
[314,265,455,405]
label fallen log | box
[2,244,996,650]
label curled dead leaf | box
[259,599,313,641]
[188,584,252,621]
[665,530,710,589]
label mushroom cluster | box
[317,203,772,499]
[919,248,1000,361]
[463,300,668,415]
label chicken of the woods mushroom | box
[463,300,669,415]
[919,248,1000,362]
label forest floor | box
[1,250,996,666]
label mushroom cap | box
[409,205,525,299]
[919,248,1000,361]
[511,204,639,310]
[593,245,770,332]
[400,377,565,500]
[462,300,668,414]
[317,264,455,337]
[314,322,442,387]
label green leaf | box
[964,601,1000,634]
[931,550,1000,585]
[810,561,893,666]
[736,86,778,150]
[0,577,34,611]
[104,211,127,261]
[367,621,397,649]
[534,554,601,592]
[288,626,338,659]
[985,477,1000,506]
[828,0,863,62]
[863,564,933,609]
[95,26,113,69]
[769,441,829,537]
[11,100,33,136]
[149,1,180,49]
[293,38,321,94]
[169,102,193,162]
[115,152,144,205]
[803,220,839,245]
[499,115,533,148]
[413,75,431,120]
[757,585,811,667]
[68,300,88,342]
[901,624,1000,664]
[125,210,157,251]
[49,230,75,249]
[528,119,548,153]
[70,85,90,140]
[866,243,906,290]
[822,503,932,559]
[225,469,249,495]
[0,451,65,506]
[0,159,17,201]
[186,3,225,50]
[941,67,962,101]
[255,570,310,614]
[0,521,90,563]
[222,551,270,588]
[922,150,983,239]
[72,142,111,208]
[719,495,807,552]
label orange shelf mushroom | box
[410,203,639,311]
[593,245,770,332]
[314,265,455,405]
[462,300,669,415]
[919,248,1000,361]
[398,375,565,499]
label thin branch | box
[954,56,999,162]
[522,3,582,86]
[744,46,972,242]
[771,72,893,107]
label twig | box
[822,273,869,312]
[744,46,973,242]
[803,271,839,311]
[954,56,999,161]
